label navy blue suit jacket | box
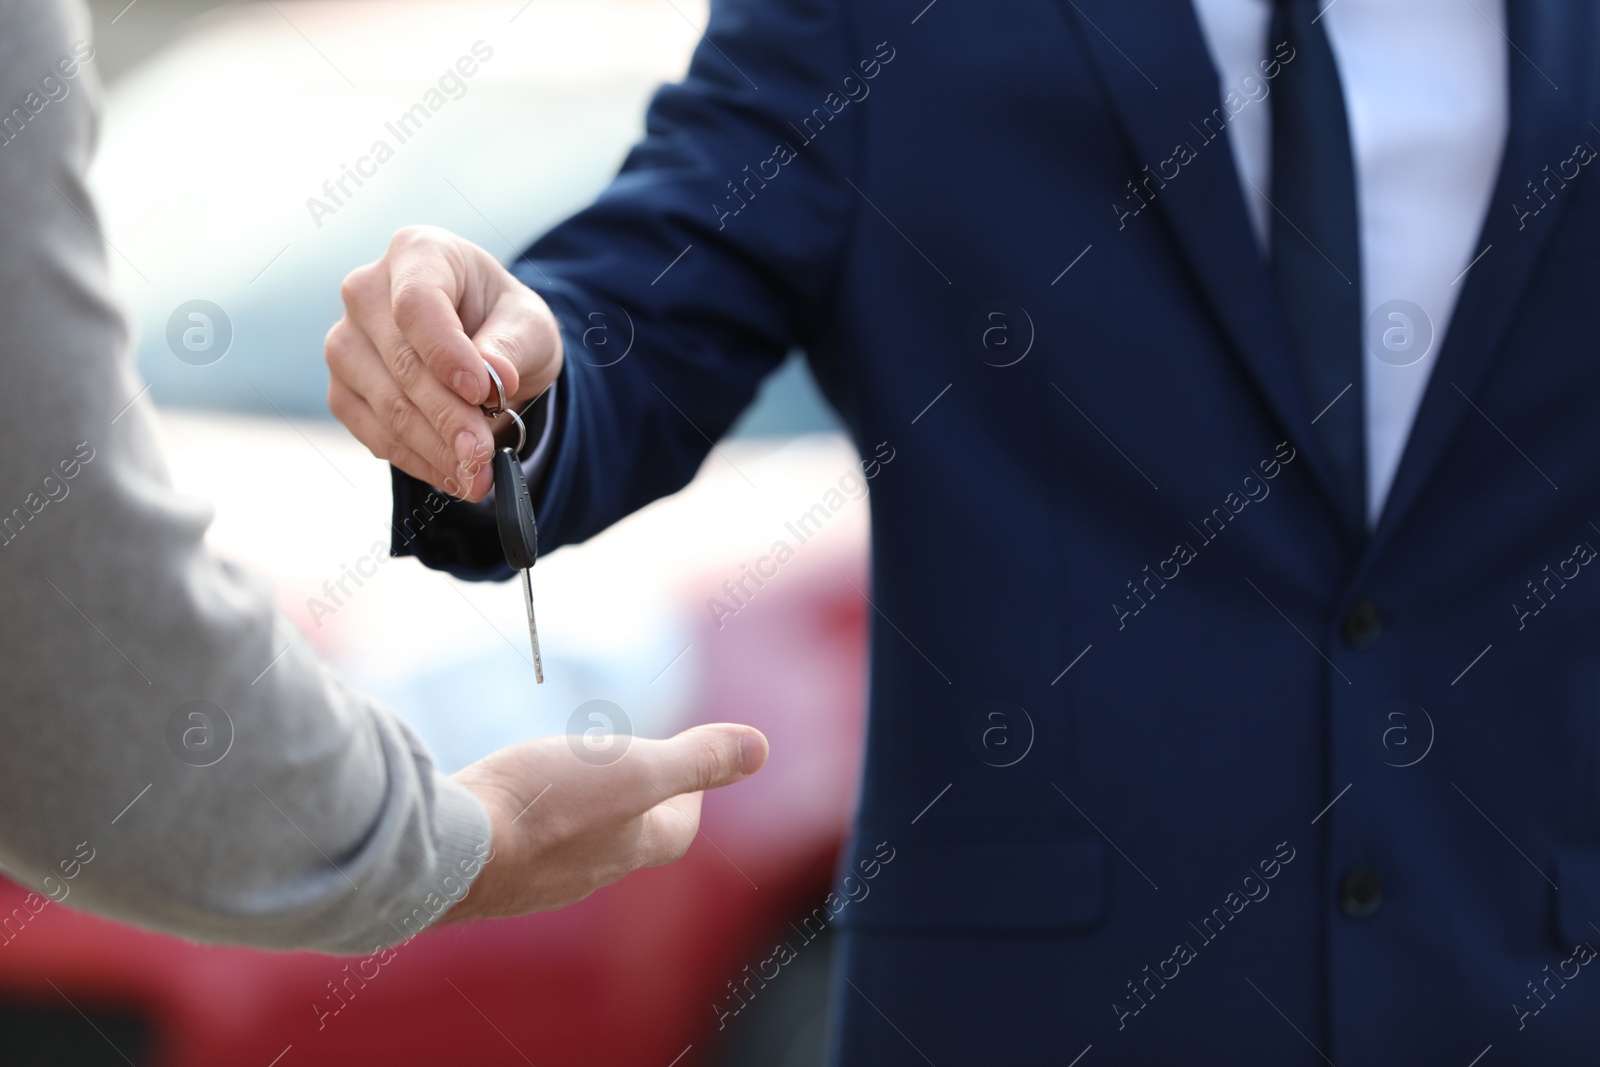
[394,0,1600,1060]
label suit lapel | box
[1062,0,1358,534]
[1367,0,1599,555]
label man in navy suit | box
[326,0,1600,1060]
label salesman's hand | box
[326,225,564,502]
[440,724,769,924]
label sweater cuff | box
[319,774,493,956]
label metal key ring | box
[502,407,527,455]
[481,362,508,417]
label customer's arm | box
[0,0,764,955]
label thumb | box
[643,724,768,800]
[471,283,563,409]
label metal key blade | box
[520,567,544,684]
[492,446,544,684]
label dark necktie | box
[1269,0,1365,526]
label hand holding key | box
[326,225,563,502]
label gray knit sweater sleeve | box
[0,0,493,955]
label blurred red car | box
[0,515,867,1066]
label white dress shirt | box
[1190,0,1509,522]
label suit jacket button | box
[1342,599,1383,649]
[1339,868,1384,918]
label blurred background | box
[0,2,872,1064]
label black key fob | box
[492,447,538,571]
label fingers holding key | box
[327,226,565,501]
[327,313,496,499]
[373,312,498,501]
[387,232,507,407]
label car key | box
[493,445,544,683]
[481,362,544,683]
